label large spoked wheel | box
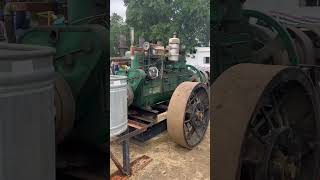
[167,82,209,149]
[212,64,320,180]
[244,9,299,65]
[241,78,319,180]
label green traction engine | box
[114,31,208,110]
[112,30,210,148]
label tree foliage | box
[124,0,210,52]
[110,13,129,56]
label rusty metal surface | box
[112,122,155,143]
[167,82,198,148]
[167,82,209,149]
[128,120,146,130]
[211,64,289,180]
[54,74,75,144]
[113,105,169,143]
[129,114,155,123]
[110,152,126,175]
[110,155,152,180]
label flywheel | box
[212,63,320,180]
[167,82,209,149]
[54,74,76,144]
[244,9,299,65]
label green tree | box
[124,0,210,53]
[110,13,129,56]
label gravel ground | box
[110,126,210,180]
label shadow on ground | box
[110,126,210,180]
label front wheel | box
[167,82,209,149]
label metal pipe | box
[130,27,134,46]
[110,152,126,175]
[122,137,130,176]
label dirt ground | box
[110,125,210,180]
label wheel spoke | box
[186,108,194,114]
[261,108,275,129]
[184,123,194,138]
[188,93,197,105]
[252,117,266,133]
[189,117,202,138]
[185,122,199,140]
[249,127,268,146]
[271,94,286,127]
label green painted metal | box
[117,51,206,109]
[186,64,205,82]
[212,1,251,81]
[242,10,299,65]
[17,0,109,145]
[131,53,141,69]
[68,0,95,23]
[212,1,299,81]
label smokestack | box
[130,27,134,46]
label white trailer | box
[186,47,210,75]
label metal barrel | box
[0,43,56,180]
[110,75,128,139]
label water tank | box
[0,43,56,180]
[110,75,128,139]
[168,33,180,61]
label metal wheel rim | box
[240,78,319,180]
[212,64,320,180]
[167,82,209,149]
[249,23,291,65]
[243,9,299,65]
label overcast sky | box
[110,0,127,20]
